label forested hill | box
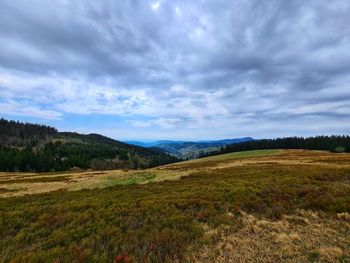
[0,118,58,146]
[0,118,178,172]
[205,136,350,157]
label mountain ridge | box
[126,137,254,159]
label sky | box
[0,0,349,141]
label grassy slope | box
[183,149,280,162]
[0,150,279,197]
[0,150,349,262]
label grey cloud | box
[0,0,349,136]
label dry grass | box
[190,210,349,263]
[1,149,349,262]
[1,149,350,198]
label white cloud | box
[151,2,160,11]
[175,7,181,16]
[0,0,349,138]
[0,100,62,120]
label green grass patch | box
[165,150,282,171]
[196,149,281,162]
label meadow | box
[0,150,349,262]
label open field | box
[0,150,349,262]
[0,150,281,197]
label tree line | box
[202,135,350,157]
[0,118,57,146]
[0,141,176,172]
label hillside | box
[0,150,349,262]
[0,118,178,172]
[127,137,254,159]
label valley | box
[126,138,254,159]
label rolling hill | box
[0,118,178,172]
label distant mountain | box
[125,140,187,147]
[0,118,178,172]
[126,137,254,159]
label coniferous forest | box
[203,135,350,157]
[0,118,178,172]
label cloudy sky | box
[0,0,349,140]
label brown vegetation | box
[0,150,349,262]
[190,210,349,262]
